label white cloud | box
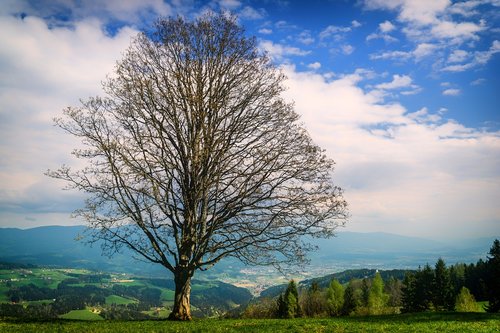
[375,74,413,90]
[413,43,438,60]
[283,66,500,239]
[239,6,266,20]
[366,20,398,43]
[1,0,173,26]
[379,20,396,32]
[442,40,500,72]
[373,74,421,97]
[431,20,484,43]
[297,31,315,45]
[259,40,310,61]
[363,0,490,64]
[320,25,352,40]
[447,49,469,63]
[370,43,437,61]
[366,32,398,43]
[471,78,486,86]
[364,0,449,26]
[320,21,361,41]
[443,88,461,96]
[341,44,355,55]
[307,62,321,70]
[218,0,242,10]
[258,28,272,34]
[0,14,138,228]
[351,20,362,28]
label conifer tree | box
[401,272,416,313]
[278,280,301,318]
[302,281,326,317]
[342,279,362,315]
[433,258,454,311]
[486,239,500,312]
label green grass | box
[160,289,175,301]
[105,295,137,305]
[59,309,104,321]
[478,301,489,312]
[1,312,499,332]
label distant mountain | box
[0,226,496,279]
[0,225,165,275]
[307,231,497,271]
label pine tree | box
[433,258,454,311]
[342,279,362,315]
[302,281,326,317]
[486,239,500,312]
[455,287,480,312]
[278,280,301,318]
[276,293,286,318]
[416,264,435,311]
[326,278,344,316]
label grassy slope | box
[105,295,137,305]
[59,309,104,321]
[1,313,500,333]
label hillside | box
[0,226,496,288]
[0,266,252,318]
[259,268,411,299]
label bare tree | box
[48,13,348,320]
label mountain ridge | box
[0,225,497,279]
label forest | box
[243,239,500,318]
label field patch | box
[105,295,137,305]
[59,309,104,321]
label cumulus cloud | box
[341,44,355,55]
[283,66,500,238]
[238,6,266,20]
[307,62,321,70]
[447,49,469,63]
[375,74,413,89]
[0,14,138,228]
[380,20,396,33]
[370,43,437,61]
[442,40,500,72]
[363,0,495,73]
[0,0,173,27]
[320,20,361,41]
[297,30,315,45]
[259,40,310,61]
[366,20,398,42]
[442,88,461,96]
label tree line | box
[243,239,500,318]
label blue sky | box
[0,0,499,240]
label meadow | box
[1,312,499,333]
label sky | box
[0,0,499,241]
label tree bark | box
[168,267,193,321]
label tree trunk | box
[168,267,193,321]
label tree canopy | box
[48,13,348,320]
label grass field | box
[1,312,499,332]
[59,309,104,321]
[105,295,137,305]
